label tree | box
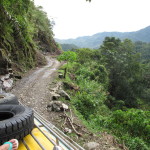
[57,51,77,78]
[100,37,143,108]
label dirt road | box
[12,56,61,122]
[11,56,122,150]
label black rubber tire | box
[0,93,19,105]
[0,105,34,144]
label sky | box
[34,0,150,39]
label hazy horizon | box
[34,0,150,39]
[55,25,150,40]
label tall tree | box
[100,37,143,108]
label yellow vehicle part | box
[18,128,55,150]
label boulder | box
[57,90,71,100]
[50,82,62,93]
[58,73,64,78]
[50,93,60,101]
[64,127,72,134]
[47,101,69,112]
[3,79,13,88]
[0,74,13,92]
[62,103,69,110]
[84,142,100,150]
[52,103,61,112]
[1,74,10,81]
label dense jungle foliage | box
[0,0,59,75]
[58,37,150,150]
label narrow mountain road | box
[12,56,62,122]
[11,56,122,150]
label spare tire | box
[0,93,19,105]
[0,105,34,144]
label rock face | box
[84,142,100,150]
[47,101,69,112]
[0,52,11,75]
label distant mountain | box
[56,26,150,49]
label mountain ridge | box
[56,26,150,49]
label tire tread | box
[0,105,34,144]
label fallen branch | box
[73,123,91,134]
[61,116,67,129]
[67,116,82,137]
[64,111,82,137]
[69,109,74,122]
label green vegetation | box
[135,41,150,63]
[58,37,150,149]
[1,0,149,149]
[0,0,59,74]
[58,51,77,78]
[104,109,150,150]
[60,44,79,51]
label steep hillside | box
[0,0,59,75]
[57,38,150,149]
[56,26,150,48]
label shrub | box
[122,136,149,150]
[71,76,108,119]
[104,109,150,149]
